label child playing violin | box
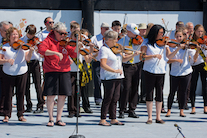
[166,28,200,117]
[67,30,93,117]
[20,24,44,114]
[189,24,207,114]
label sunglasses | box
[46,21,54,24]
[56,30,68,36]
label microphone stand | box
[69,34,85,138]
[176,126,186,138]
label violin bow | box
[121,13,127,63]
[162,18,169,34]
[35,27,46,36]
[157,29,172,65]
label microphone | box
[174,124,181,129]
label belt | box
[123,62,140,66]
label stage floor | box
[0,90,207,138]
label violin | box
[12,39,32,50]
[197,35,207,45]
[110,43,123,55]
[59,37,77,47]
[156,36,170,46]
[82,39,99,52]
[2,38,8,45]
[118,33,125,41]
[28,36,41,46]
[110,43,140,55]
[0,47,6,52]
[79,48,97,61]
[132,35,143,45]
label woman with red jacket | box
[38,22,79,127]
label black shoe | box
[161,108,167,113]
[128,111,139,118]
[95,102,101,105]
[118,112,125,118]
[33,108,44,113]
[140,100,146,103]
[84,108,93,113]
[74,113,81,117]
[174,99,178,103]
[124,110,129,113]
[68,114,74,118]
[25,108,32,112]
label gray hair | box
[53,22,67,32]
[104,30,118,41]
[0,21,10,29]
[185,22,194,28]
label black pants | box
[119,63,141,113]
[3,73,27,118]
[0,65,4,113]
[92,61,102,103]
[101,79,121,119]
[190,63,207,107]
[25,60,44,109]
[67,72,81,114]
[144,71,164,102]
[168,73,191,109]
[140,68,146,101]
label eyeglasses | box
[46,21,54,24]
[56,30,68,36]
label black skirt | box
[43,72,72,96]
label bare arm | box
[193,44,201,63]
[167,59,183,64]
[25,47,35,62]
[141,46,162,60]
[122,51,141,62]
[0,54,14,65]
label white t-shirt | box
[188,47,207,66]
[117,35,141,64]
[20,35,41,61]
[37,30,50,42]
[91,33,104,61]
[143,43,169,74]
[99,44,124,80]
[0,43,28,76]
[169,47,192,76]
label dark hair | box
[44,17,51,24]
[147,24,165,46]
[25,24,36,35]
[112,20,121,27]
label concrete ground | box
[0,88,207,138]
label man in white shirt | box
[91,22,109,105]
[118,23,141,118]
[170,21,184,39]
[37,17,54,41]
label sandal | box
[110,121,124,125]
[98,121,111,126]
[46,120,54,127]
[3,116,9,123]
[55,120,66,126]
[18,116,27,122]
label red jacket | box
[38,31,77,73]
